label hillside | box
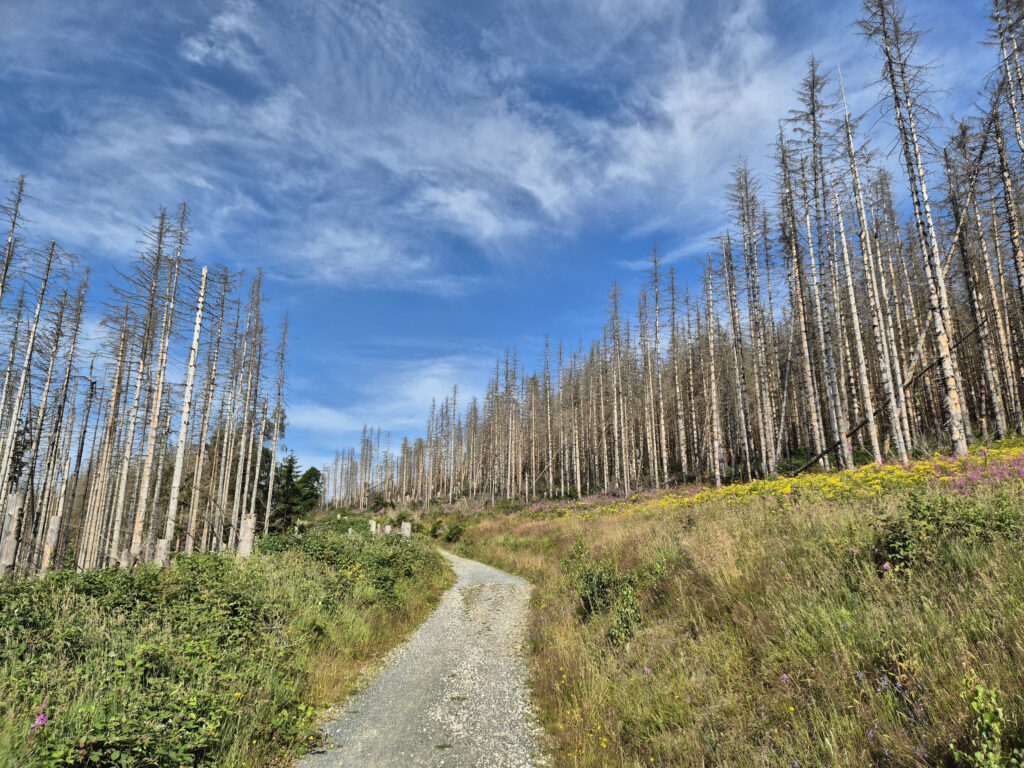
[439,440,1024,766]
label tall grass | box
[453,444,1024,766]
[0,526,452,767]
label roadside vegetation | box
[0,520,451,767]
[441,438,1024,766]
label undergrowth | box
[0,528,450,767]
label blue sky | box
[0,0,996,471]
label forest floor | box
[298,551,547,768]
[428,437,1024,767]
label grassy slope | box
[0,518,452,767]
[450,440,1024,767]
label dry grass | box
[448,444,1024,767]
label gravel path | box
[298,551,547,768]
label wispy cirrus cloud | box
[1,0,855,288]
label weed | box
[951,683,1024,767]
[874,489,1024,572]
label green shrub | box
[607,584,642,646]
[951,683,1024,767]
[875,490,1024,572]
[443,522,465,543]
[0,530,448,767]
[367,489,393,512]
[560,541,642,642]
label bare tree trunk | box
[669,270,689,479]
[705,257,723,487]
[651,249,671,484]
[155,266,207,566]
[0,243,54,576]
[862,0,968,456]
[263,314,287,533]
[0,176,26,308]
[237,396,268,557]
[834,193,883,463]
[722,235,753,479]
[993,107,1024,325]
[128,234,182,565]
[15,289,69,572]
[947,152,1007,438]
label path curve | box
[299,551,546,767]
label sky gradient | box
[0,0,997,471]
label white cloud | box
[179,0,264,75]
[285,351,495,467]
[287,402,364,435]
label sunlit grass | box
[452,437,1024,766]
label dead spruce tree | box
[0,179,284,575]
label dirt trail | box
[298,551,546,767]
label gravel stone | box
[298,551,547,767]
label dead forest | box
[323,0,1024,509]
[4,0,1024,574]
[0,198,288,576]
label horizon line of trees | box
[322,0,1024,509]
[0,189,290,576]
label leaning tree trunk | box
[0,176,25,308]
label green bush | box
[951,683,1024,767]
[443,522,465,543]
[367,489,393,512]
[607,584,642,646]
[875,490,1024,571]
[560,540,642,643]
[0,530,448,767]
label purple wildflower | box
[779,673,792,685]
[644,667,651,676]
[882,562,891,572]
[30,712,47,732]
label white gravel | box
[298,551,547,767]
